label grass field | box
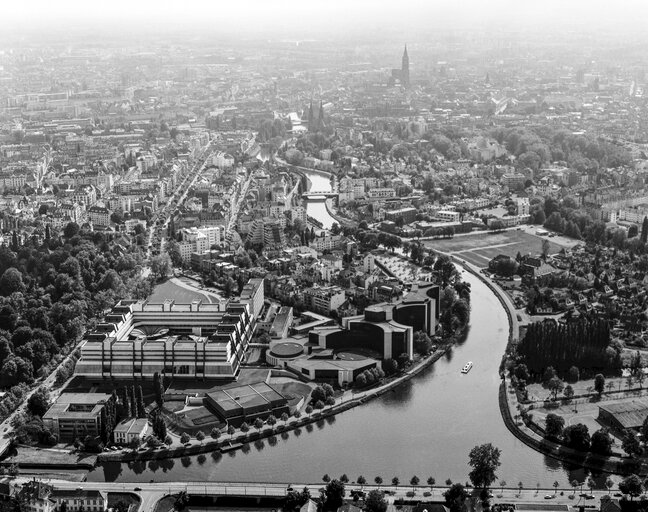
[149,279,218,304]
[423,230,567,268]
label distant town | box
[4,8,648,512]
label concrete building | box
[384,207,417,224]
[269,306,293,339]
[75,299,253,380]
[42,393,112,441]
[204,382,288,427]
[303,285,346,315]
[238,277,265,319]
[178,226,222,262]
[436,210,461,223]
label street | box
[22,478,615,512]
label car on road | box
[134,487,141,491]
[585,495,595,500]
[614,493,623,498]
[544,495,555,499]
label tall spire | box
[401,44,410,88]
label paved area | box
[19,478,618,512]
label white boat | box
[461,361,473,374]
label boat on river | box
[461,361,473,373]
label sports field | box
[149,279,220,304]
[423,230,568,268]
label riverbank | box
[96,342,460,465]
[450,256,648,477]
[324,199,355,228]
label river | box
[304,172,337,230]
[86,170,598,486]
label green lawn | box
[149,280,218,304]
[424,230,566,268]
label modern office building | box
[42,393,112,441]
[204,382,289,426]
[75,300,252,380]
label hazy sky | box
[3,0,648,38]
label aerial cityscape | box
[4,1,648,512]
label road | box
[146,142,216,260]
[0,340,84,459]
[24,479,615,512]
[224,170,255,244]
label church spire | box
[401,44,410,88]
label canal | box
[87,171,595,486]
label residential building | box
[50,489,107,512]
[87,206,111,227]
[303,285,346,315]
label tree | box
[7,463,19,477]
[553,481,559,494]
[153,372,164,407]
[240,422,250,434]
[444,483,467,512]
[323,480,345,511]
[180,432,190,444]
[165,436,172,447]
[365,490,387,512]
[590,429,613,456]
[266,414,277,430]
[563,385,574,402]
[27,387,50,417]
[392,477,400,487]
[410,475,420,488]
[63,222,80,239]
[605,477,614,495]
[129,437,141,450]
[468,443,501,490]
[322,474,331,483]
[568,366,580,383]
[0,268,25,296]
[227,425,235,439]
[543,366,557,384]
[196,431,205,444]
[545,413,565,440]
[253,417,264,432]
[594,374,605,396]
[547,377,564,400]
[374,476,383,485]
[562,423,590,451]
[357,476,367,489]
[623,432,643,458]
[619,474,643,500]
[150,254,172,282]
[339,474,349,484]
[174,491,190,511]
[427,477,436,490]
